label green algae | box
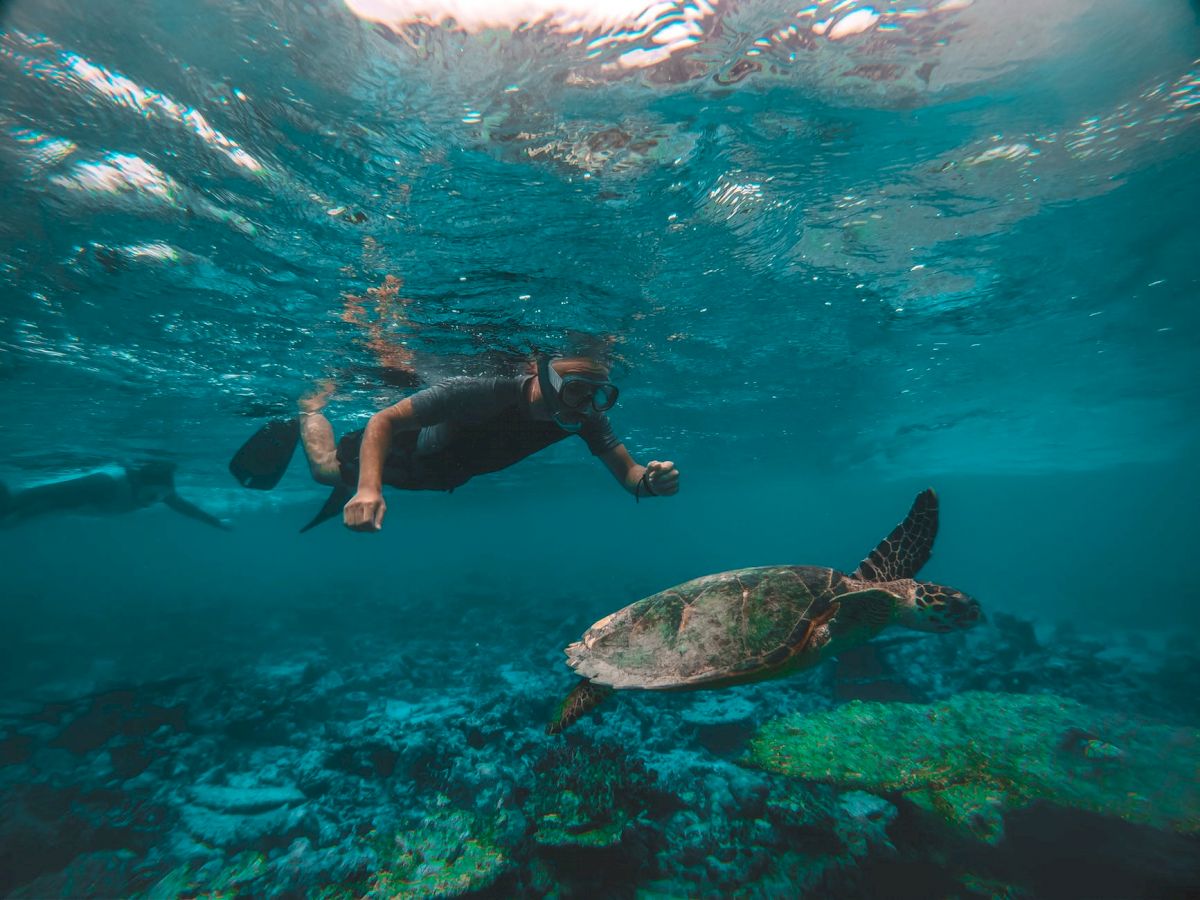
[527,742,661,849]
[363,803,510,899]
[746,691,1200,843]
[530,788,628,848]
[139,851,267,899]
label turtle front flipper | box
[853,488,939,582]
[547,680,614,735]
[783,598,841,658]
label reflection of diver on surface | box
[340,273,422,389]
[0,462,230,530]
[230,356,680,533]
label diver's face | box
[536,358,618,431]
[557,373,619,413]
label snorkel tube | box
[537,356,583,432]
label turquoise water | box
[1,0,1199,896]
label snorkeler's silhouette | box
[0,462,229,530]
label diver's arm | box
[598,445,679,498]
[343,397,420,532]
[164,494,231,530]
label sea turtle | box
[548,488,982,734]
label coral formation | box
[138,851,267,898]
[746,691,1200,843]
[526,741,663,848]
[361,802,510,899]
[4,617,1197,896]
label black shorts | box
[336,429,462,491]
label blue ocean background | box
[1,0,1199,896]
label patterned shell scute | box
[566,566,834,689]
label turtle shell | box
[566,565,886,691]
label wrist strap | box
[636,469,658,504]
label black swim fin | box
[229,418,301,490]
[300,485,353,533]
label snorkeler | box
[0,461,230,530]
[229,356,680,532]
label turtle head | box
[897,581,982,633]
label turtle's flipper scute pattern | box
[853,488,939,582]
[828,590,894,635]
[548,680,614,735]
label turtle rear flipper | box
[853,488,939,582]
[548,680,614,735]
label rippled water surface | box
[1,1,1199,895]
[3,0,1197,483]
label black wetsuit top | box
[335,376,620,491]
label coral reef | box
[2,612,1197,897]
[746,691,1200,843]
[361,802,511,899]
[526,741,663,848]
[137,851,266,899]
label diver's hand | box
[343,490,386,532]
[644,460,679,496]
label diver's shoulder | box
[433,374,522,393]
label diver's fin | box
[852,488,939,582]
[228,418,301,490]
[547,680,614,735]
[300,485,353,533]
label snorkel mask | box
[536,356,619,432]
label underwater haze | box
[1,0,1199,896]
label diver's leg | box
[299,413,341,486]
[6,474,122,521]
[297,379,341,486]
